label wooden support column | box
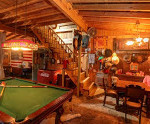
[86,52,89,77]
[62,68,65,87]
[0,32,6,79]
[77,45,81,97]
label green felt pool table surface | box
[0,78,72,123]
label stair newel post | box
[51,29,52,44]
[59,39,61,57]
[77,43,82,97]
[48,28,49,43]
[44,26,46,37]
[46,26,48,40]
[62,68,65,87]
[86,52,89,77]
[52,32,54,47]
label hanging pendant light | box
[126,20,149,46]
[2,0,38,51]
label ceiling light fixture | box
[126,20,149,46]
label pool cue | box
[0,82,6,99]
[0,85,48,88]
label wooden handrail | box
[35,26,77,61]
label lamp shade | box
[2,39,38,51]
[112,52,119,65]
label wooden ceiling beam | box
[44,0,87,31]
[95,29,150,37]
[5,11,62,25]
[6,34,20,41]
[72,3,150,12]
[1,17,18,24]
[6,32,13,37]
[0,22,33,37]
[31,14,67,25]
[2,6,52,20]
[84,17,150,25]
[0,0,40,13]
[9,10,61,24]
[67,0,150,3]
[88,22,150,31]
[37,19,71,26]
[18,14,67,26]
[10,1,48,14]
[79,11,150,19]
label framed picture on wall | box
[114,38,149,51]
[11,51,23,60]
[130,63,138,71]
[94,36,107,50]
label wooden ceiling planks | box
[72,4,150,12]
[67,0,150,4]
[67,0,150,35]
[84,16,150,25]
[47,0,87,31]
[0,0,73,40]
[79,11,150,19]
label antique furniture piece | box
[125,85,145,124]
[116,80,150,117]
[0,78,73,124]
[103,77,119,106]
[37,69,62,85]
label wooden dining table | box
[116,79,150,116]
[116,79,150,92]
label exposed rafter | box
[79,11,150,19]
[44,0,87,31]
[72,3,150,12]
[67,0,150,3]
[0,22,33,37]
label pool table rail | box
[0,77,73,124]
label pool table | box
[0,78,73,124]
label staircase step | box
[65,70,77,85]
[89,85,104,97]
[32,27,78,87]
[59,53,69,58]
[88,83,97,96]
[68,58,73,63]
[68,62,77,70]
[82,78,92,90]
[83,79,94,90]
[80,72,86,81]
[73,68,78,76]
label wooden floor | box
[41,95,150,124]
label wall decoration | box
[94,36,107,50]
[130,63,138,71]
[82,35,90,48]
[11,51,23,60]
[89,54,95,64]
[11,51,32,68]
[114,38,149,51]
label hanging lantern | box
[112,52,119,65]
[2,39,38,51]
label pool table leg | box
[55,106,64,124]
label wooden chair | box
[125,85,145,124]
[103,77,119,106]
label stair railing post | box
[62,68,65,87]
[77,44,82,97]
[86,52,89,77]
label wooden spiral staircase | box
[32,26,104,97]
